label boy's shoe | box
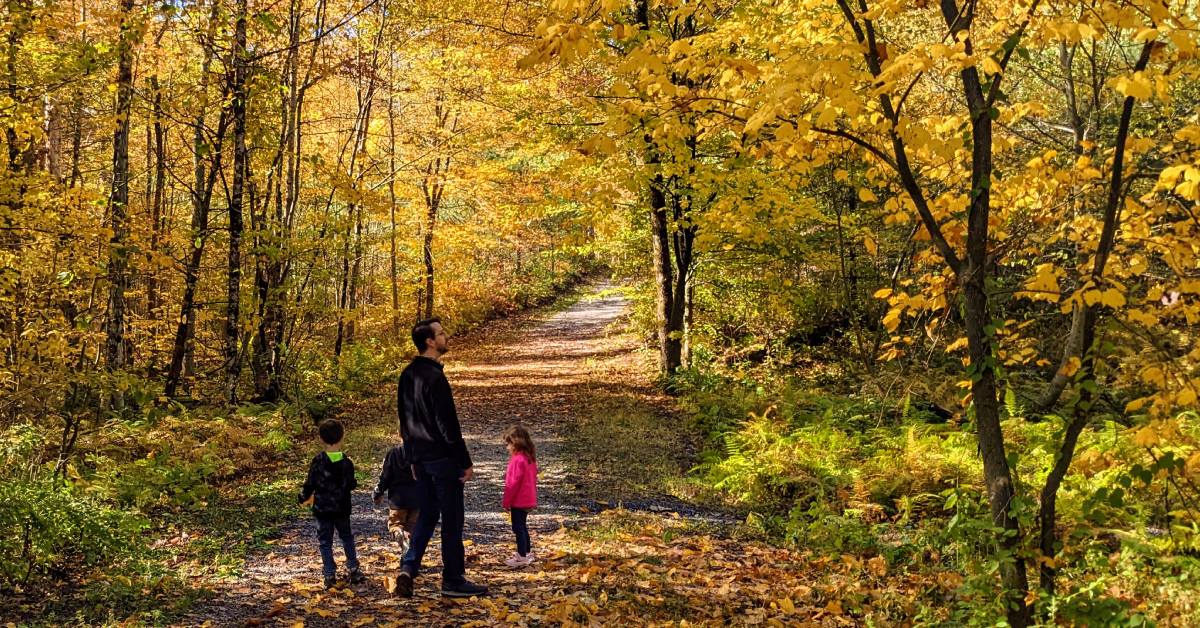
[323,575,337,590]
[348,568,367,585]
[394,571,413,598]
[441,579,488,597]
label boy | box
[298,418,366,589]
[373,434,420,558]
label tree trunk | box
[104,0,137,378]
[43,94,63,181]
[334,27,383,356]
[648,164,676,373]
[416,92,451,322]
[636,1,695,375]
[636,0,676,374]
[952,5,1030,621]
[682,268,694,368]
[147,74,167,317]
[388,84,401,335]
[258,0,328,399]
[224,0,248,404]
[67,0,86,190]
[165,0,225,399]
[1036,41,1154,602]
[335,234,351,357]
[962,265,1029,627]
[421,201,436,320]
[250,0,301,403]
[347,204,363,343]
[1033,42,1154,415]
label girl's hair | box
[503,424,536,463]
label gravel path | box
[187,283,643,626]
[454,286,629,541]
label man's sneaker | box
[394,571,413,598]
[441,579,488,597]
[323,575,336,590]
[348,568,367,585]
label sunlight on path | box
[454,286,632,544]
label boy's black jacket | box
[373,445,420,510]
[298,451,357,519]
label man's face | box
[427,322,449,355]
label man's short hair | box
[318,419,344,445]
[412,317,442,351]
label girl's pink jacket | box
[502,452,538,510]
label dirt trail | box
[189,283,666,626]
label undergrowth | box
[672,362,1200,625]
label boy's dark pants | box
[511,507,531,556]
[316,516,360,578]
[401,458,466,585]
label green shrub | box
[0,473,145,584]
[335,341,402,394]
[89,449,218,510]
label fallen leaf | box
[868,555,887,577]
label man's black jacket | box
[298,451,357,519]
[397,356,473,471]
[373,444,420,510]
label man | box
[394,317,487,598]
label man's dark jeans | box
[401,458,466,585]
[316,516,360,578]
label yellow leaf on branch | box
[1060,357,1081,378]
[1133,424,1160,447]
[1099,288,1126,308]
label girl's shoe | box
[505,553,536,568]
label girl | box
[502,424,538,568]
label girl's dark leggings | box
[511,507,531,556]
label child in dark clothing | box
[373,434,421,557]
[299,419,365,589]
